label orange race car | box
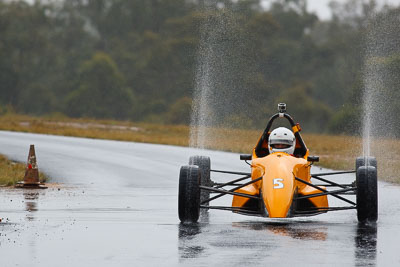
[178,103,378,223]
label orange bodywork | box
[232,151,328,218]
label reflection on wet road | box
[0,131,398,266]
[178,219,379,266]
[355,223,377,267]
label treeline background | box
[0,0,399,134]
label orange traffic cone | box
[16,145,47,189]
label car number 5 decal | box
[273,178,284,189]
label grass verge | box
[0,155,48,186]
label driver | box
[268,127,296,155]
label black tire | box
[178,165,201,223]
[356,156,377,171]
[189,156,211,205]
[356,166,378,223]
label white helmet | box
[268,127,296,155]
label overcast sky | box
[261,0,400,20]
[21,0,400,20]
[308,0,399,19]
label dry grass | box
[0,113,399,183]
[303,134,362,170]
[0,113,190,146]
[188,128,362,169]
[0,155,47,186]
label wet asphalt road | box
[0,131,399,266]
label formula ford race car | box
[178,103,378,223]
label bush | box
[65,52,135,119]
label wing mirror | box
[240,154,252,161]
[307,156,319,162]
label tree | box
[65,52,135,119]
[166,96,192,124]
[276,84,333,132]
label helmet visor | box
[269,139,293,146]
[271,144,291,149]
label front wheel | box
[356,166,378,223]
[178,165,201,223]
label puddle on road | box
[176,214,378,266]
[0,179,389,267]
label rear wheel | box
[356,156,377,171]
[189,156,211,206]
[356,166,378,222]
[178,165,201,223]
